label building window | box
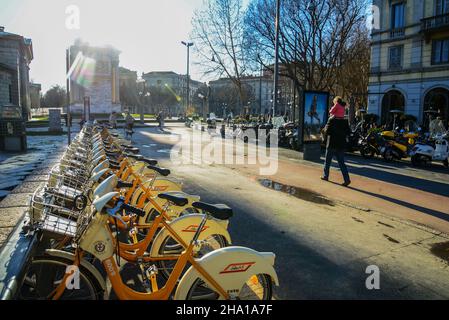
[432,38,449,64]
[436,0,449,15]
[391,2,405,29]
[389,46,403,70]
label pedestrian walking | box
[124,111,134,140]
[109,111,118,129]
[156,111,164,131]
[79,115,85,130]
[321,97,351,186]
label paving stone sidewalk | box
[0,135,67,249]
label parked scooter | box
[278,122,295,147]
[359,130,386,159]
[287,126,299,150]
[410,132,449,167]
[380,129,418,162]
[347,121,365,152]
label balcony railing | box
[421,13,449,32]
[390,27,405,38]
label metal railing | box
[390,27,405,38]
[421,13,449,31]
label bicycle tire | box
[19,256,103,300]
[157,234,228,280]
[186,273,273,300]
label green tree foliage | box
[40,85,67,108]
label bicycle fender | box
[93,175,117,199]
[91,160,108,177]
[44,249,107,292]
[149,214,231,258]
[90,168,109,184]
[174,246,279,300]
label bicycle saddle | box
[192,202,233,220]
[124,153,144,160]
[109,162,120,170]
[147,165,170,177]
[106,151,120,158]
[158,192,189,207]
[124,147,140,154]
[140,158,158,166]
[116,180,134,189]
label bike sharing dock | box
[0,147,66,299]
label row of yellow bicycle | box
[20,123,278,300]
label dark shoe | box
[320,176,328,181]
[342,180,351,187]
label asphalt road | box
[127,123,449,299]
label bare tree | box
[191,0,248,111]
[334,25,371,106]
[244,0,369,97]
[209,82,255,115]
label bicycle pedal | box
[145,264,159,277]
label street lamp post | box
[222,103,227,120]
[181,41,194,114]
[137,79,147,124]
[65,48,71,145]
[198,92,209,123]
[259,58,263,115]
[272,0,281,118]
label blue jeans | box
[323,148,350,183]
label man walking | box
[321,99,351,186]
[124,111,134,140]
[109,111,118,129]
[156,111,164,131]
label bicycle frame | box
[50,198,230,300]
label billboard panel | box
[302,91,330,143]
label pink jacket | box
[329,103,345,118]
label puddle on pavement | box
[258,179,335,206]
[430,241,449,264]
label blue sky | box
[0,0,213,92]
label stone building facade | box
[0,26,33,119]
[368,0,449,127]
[209,72,299,118]
[68,40,121,115]
[141,71,203,114]
[29,82,41,109]
[0,64,14,107]
[209,76,273,116]
[119,67,138,112]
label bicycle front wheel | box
[19,256,103,300]
[186,273,273,300]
